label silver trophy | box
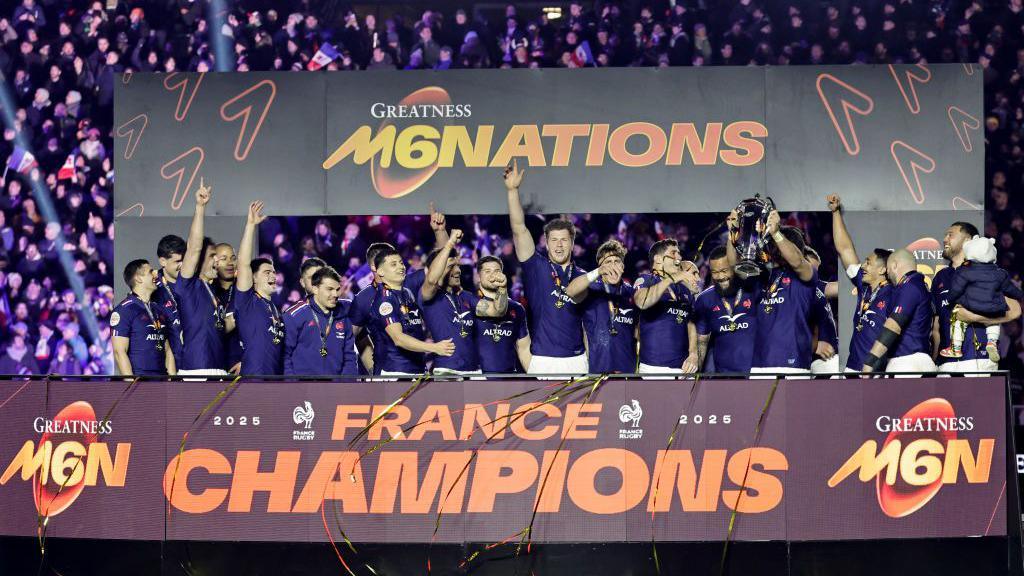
[731,194,775,280]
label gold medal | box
[555,299,565,309]
[155,340,164,352]
[676,313,684,324]
[492,332,501,343]
[459,328,468,338]
[728,322,737,331]
[609,327,618,336]
[764,305,772,314]
[320,347,328,357]
[855,324,863,332]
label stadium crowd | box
[0,0,1020,377]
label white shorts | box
[810,356,840,374]
[885,353,937,377]
[938,358,998,377]
[638,363,685,380]
[527,354,588,375]
[749,367,811,380]
[177,368,229,381]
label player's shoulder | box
[336,298,354,314]
[284,300,309,317]
[113,296,140,313]
[634,273,656,287]
[695,286,717,304]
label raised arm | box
[767,210,814,282]
[827,195,860,271]
[504,160,535,262]
[429,201,450,250]
[725,208,739,267]
[421,229,462,301]
[179,178,211,279]
[235,201,267,293]
[475,278,510,318]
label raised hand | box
[434,339,456,356]
[503,158,524,191]
[765,209,781,236]
[727,208,739,231]
[429,201,446,232]
[493,274,508,289]
[826,194,842,213]
[195,177,211,206]
[448,228,464,246]
[247,200,267,225]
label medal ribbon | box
[308,297,334,354]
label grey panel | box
[114,72,326,218]
[768,65,983,213]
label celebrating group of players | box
[111,163,1023,378]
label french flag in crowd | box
[307,42,340,71]
[571,41,594,67]
[6,146,37,175]
[57,153,76,181]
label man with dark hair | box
[932,221,1022,374]
[282,264,358,375]
[634,238,700,375]
[233,201,284,375]
[803,246,840,374]
[213,241,241,374]
[369,246,455,375]
[745,208,819,376]
[155,234,186,365]
[504,160,587,374]
[298,257,327,296]
[283,265,359,375]
[566,239,637,373]
[475,255,531,373]
[827,194,895,373]
[693,244,758,373]
[350,204,449,372]
[112,259,174,375]
[420,229,484,374]
[173,179,229,375]
[861,249,935,375]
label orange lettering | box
[163,448,231,514]
[467,450,538,512]
[228,451,300,513]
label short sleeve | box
[892,284,922,317]
[374,292,404,327]
[693,296,710,335]
[512,304,529,340]
[110,305,135,339]
[234,287,256,314]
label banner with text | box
[0,377,1008,543]
[114,65,982,218]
